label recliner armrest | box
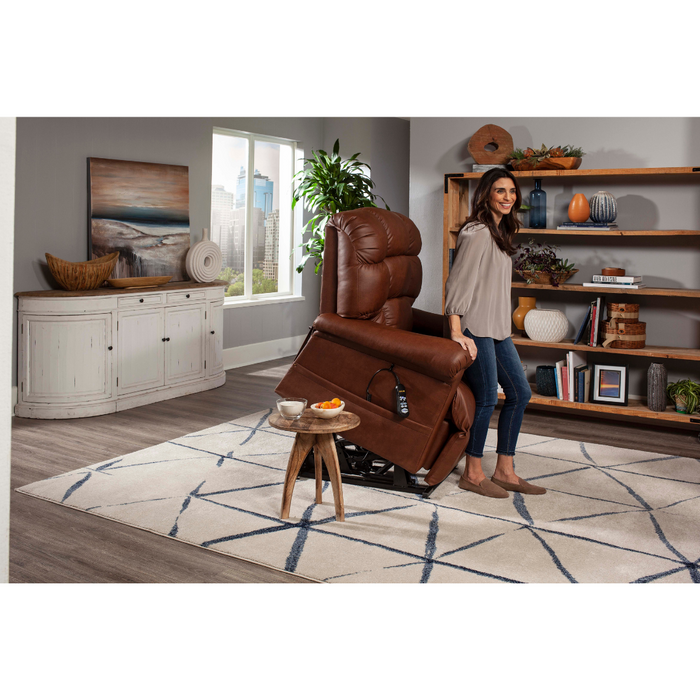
[313,313,471,383]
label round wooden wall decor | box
[467,124,514,165]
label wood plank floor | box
[10,356,700,583]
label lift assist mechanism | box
[298,435,441,498]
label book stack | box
[471,164,504,173]
[572,296,607,347]
[553,349,591,402]
[582,273,646,289]
[557,222,619,231]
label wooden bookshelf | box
[444,166,700,436]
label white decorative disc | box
[185,241,222,283]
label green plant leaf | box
[292,138,389,275]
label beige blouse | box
[444,222,512,340]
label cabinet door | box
[164,304,206,384]
[117,309,165,395]
[22,314,112,403]
[207,300,224,376]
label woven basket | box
[45,251,119,291]
[519,269,578,286]
[601,319,646,349]
[607,302,639,324]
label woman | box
[445,168,545,498]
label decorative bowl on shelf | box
[45,251,119,291]
[601,267,625,277]
[538,157,582,170]
[107,276,172,289]
[518,269,578,286]
[510,157,582,171]
[310,400,345,419]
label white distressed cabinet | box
[16,281,227,419]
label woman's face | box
[488,177,517,222]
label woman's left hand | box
[451,331,477,361]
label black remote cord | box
[365,364,409,419]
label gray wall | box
[323,118,410,216]
[13,117,410,381]
[410,117,700,393]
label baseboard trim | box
[223,334,306,371]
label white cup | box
[276,397,307,420]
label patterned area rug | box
[17,410,700,583]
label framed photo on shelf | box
[591,364,629,406]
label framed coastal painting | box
[88,158,190,281]
[591,364,629,406]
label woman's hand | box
[451,331,477,361]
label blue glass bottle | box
[529,178,547,229]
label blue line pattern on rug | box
[17,412,700,584]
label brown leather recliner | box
[275,208,476,487]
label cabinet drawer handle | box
[139,298,144,303]
[162,337,167,342]
[166,337,170,342]
[211,330,215,334]
[108,346,113,351]
[186,293,190,298]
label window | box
[211,128,300,303]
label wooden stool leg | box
[313,443,323,504]
[280,432,316,519]
[316,433,345,522]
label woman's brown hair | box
[461,168,521,255]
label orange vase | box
[512,297,537,336]
[568,193,590,223]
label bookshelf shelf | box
[510,282,700,298]
[449,228,700,237]
[444,165,700,436]
[511,336,700,362]
[497,386,700,425]
[446,167,700,182]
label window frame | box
[211,127,303,306]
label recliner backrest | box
[320,209,422,331]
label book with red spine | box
[589,302,597,346]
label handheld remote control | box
[395,383,409,418]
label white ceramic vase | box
[523,308,569,343]
[186,228,222,283]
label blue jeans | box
[462,328,532,458]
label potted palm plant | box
[666,378,700,414]
[292,139,389,274]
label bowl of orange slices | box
[310,397,345,419]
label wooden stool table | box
[268,409,360,522]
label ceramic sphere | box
[589,191,618,224]
[523,308,569,343]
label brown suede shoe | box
[458,475,509,498]
[491,476,547,495]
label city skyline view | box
[211,132,294,298]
